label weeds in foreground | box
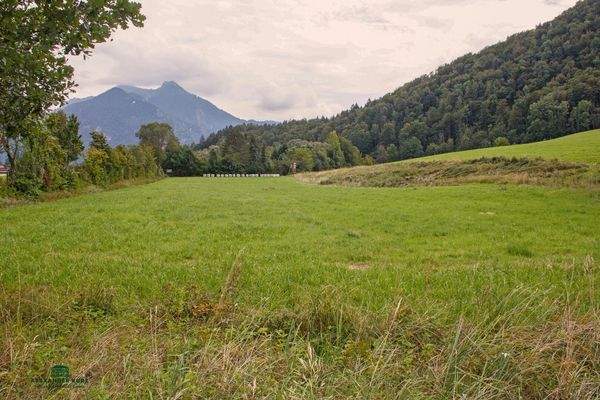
[1,279,598,399]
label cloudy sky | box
[70,0,578,121]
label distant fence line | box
[202,173,281,178]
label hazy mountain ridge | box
[63,82,276,145]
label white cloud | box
[69,0,578,120]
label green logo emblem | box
[49,364,71,386]
[34,364,87,388]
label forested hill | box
[203,0,600,165]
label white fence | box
[202,173,281,178]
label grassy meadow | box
[1,174,599,398]
[414,129,600,164]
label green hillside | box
[2,178,599,398]
[414,129,600,164]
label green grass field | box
[1,176,599,398]
[413,129,600,164]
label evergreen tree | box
[90,131,111,153]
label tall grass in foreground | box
[1,255,598,399]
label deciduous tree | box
[45,112,83,164]
[135,123,180,167]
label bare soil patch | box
[348,263,370,270]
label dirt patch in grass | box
[298,157,600,189]
[348,263,371,270]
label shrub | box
[494,136,510,147]
[84,147,110,186]
[9,131,71,196]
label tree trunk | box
[0,133,18,180]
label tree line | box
[2,111,367,197]
[5,112,161,196]
[191,128,366,175]
[203,0,599,163]
[112,122,366,176]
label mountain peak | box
[159,81,185,91]
[98,86,130,99]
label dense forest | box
[201,0,600,172]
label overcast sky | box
[70,0,578,121]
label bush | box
[494,137,510,147]
[163,146,203,176]
[8,131,71,196]
[84,147,110,186]
[10,174,43,197]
